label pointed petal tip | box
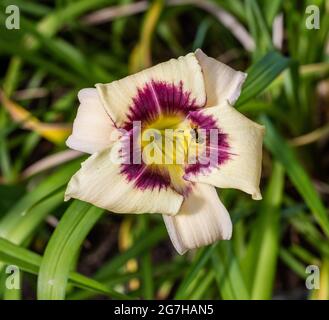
[77,88,97,103]
[218,205,233,241]
[68,88,119,154]
[65,135,94,154]
[65,135,74,149]
[227,71,247,105]
[252,191,263,200]
[194,48,204,56]
[63,191,71,202]
[194,49,248,105]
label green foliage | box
[0,0,328,300]
[37,200,104,300]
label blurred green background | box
[0,0,328,300]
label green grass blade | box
[250,162,284,299]
[212,251,235,299]
[0,237,131,299]
[279,248,307,280]
[174,245,216,299]
[28,0,111,44]
[37,201,104,300]
[0,189,65,273]
[245,0,273,53]
[3,190,64,245]
[236,51,290,106]
[69,224,167,300]
[95,225,167,281]
[261,116,329,238]
[140,216,154,299]
[0,238,39,274]
[0,159,81,240]
[189,270,215,299]
[261,0,282,26]
[215,242,250,300]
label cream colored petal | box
[185,102,265,200]
[163,183,232,255]
[96,53,206,126]
[65,142,183,215]
[66,88,120,154]
[195,49,247,106]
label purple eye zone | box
[184,110,231,177]
[122,80,199,131]
[120,80,231,195]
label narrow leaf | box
[236,51,290,106]
[261,116,329,238]
[0,238,131,299]
[37,201,104,300]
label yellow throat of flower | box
[141,115,200,166]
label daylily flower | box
[65,49,264,254]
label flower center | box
[141,115,197,166]
[120,80,230,196]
